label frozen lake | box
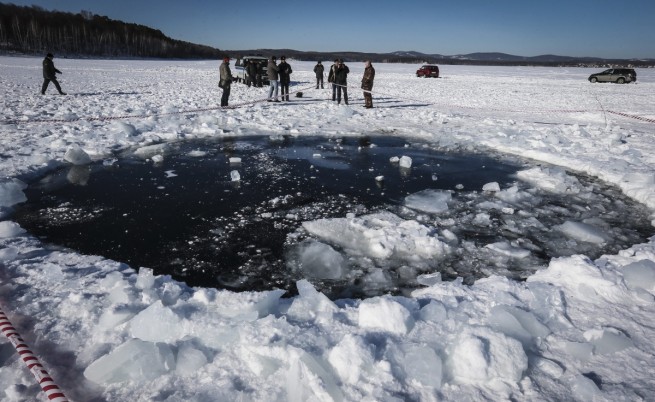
[1,57,655,401]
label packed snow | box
[1,56,655,401]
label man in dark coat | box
[41,53,66,95]
[313,61,324,89]
[361,60,375,108]
[246,60,258,88]
[278,56,293,101]
[219,57,233,107]
[334,59,349,105]
[327,59,338,101]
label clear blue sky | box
[7,0,655,59]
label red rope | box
[0,308,69,401]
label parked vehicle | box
[233,56,269,85]
[416,64,439,78]
[588,68,636,84]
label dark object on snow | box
[41,53,66,95]
[296,92,303,98]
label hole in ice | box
[11,135,653,299]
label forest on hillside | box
[0,3,222,58]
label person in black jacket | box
[327,59,338,101]
[334,59,349,105]
[41,53,66,95]
[278,56,293,101]
[246,60,258,88]
[313,61,324,89]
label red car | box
[416,64,439,78]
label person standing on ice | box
[246,60,258,88]
[327,58,338,101]
[313,61,324,89]
[41,53,66,95]
[361,60,375,108]
[334,59,350,105]
[267,56,280,102]
[278,56,293,102]
[219,56,233,107]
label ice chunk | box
[0,247,18,261]
[229,157,242,164]
[175,343,208,376]
[287,280,337,322]
[397,344,443,389]
[405,189,451,214]
[84,339,175,384]
[134,143,168,159]
[555,221,608,244]
[0,221,26,238]
[399,155,412,168]
[482,182,501,192]
[562,341,593,360]
[188,150,207,157]
[358,297,414,335]
[0,180,27,207]
[302,211,450,263]
[64,146,92,165]
[287,349,343,402]
[128,301,185,343]
[448,329,527,385]
[570,374,602,401]
[327,334,374,384]
[419,301,448,322]
[136,267,155,290]
[417,272,442,286]
[487,306,550,348]
[297,241,345,280]
[517,167,582,194]
[66,166,90,185]
[230,170,241,181]
[375,175,384,182]
[473,212,491,226]
[622,259,655,290]
[583,327,633,355]
[389,156,400,163]
[485,242,531,258]
[151,154,164,163]
[113,121,138,136]
[98,305,138,331]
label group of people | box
[315,59,375,107]
[243,59,266,88]
[219,56,375,108]
[266,56,293,102]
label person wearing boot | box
[361,60,375,108]
[41,53,66,95]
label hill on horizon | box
[0,3,222,59]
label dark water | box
[11,136,653,298]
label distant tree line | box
[0,3,223,59]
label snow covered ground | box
[1,56,655,401]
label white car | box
[233,56,269,85]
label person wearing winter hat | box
[41,53,66,95]
[278,56,292,101]
[219,56,233,107]
[313,61,324,89]
[267,56,280,102]
[361,60,375,108]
